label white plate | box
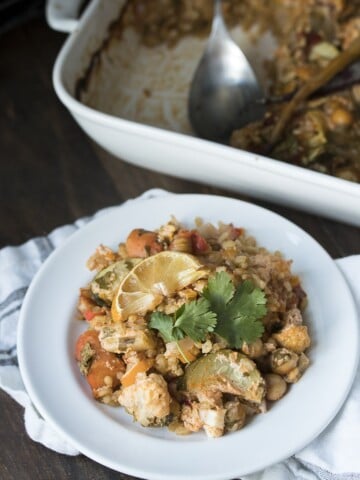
[18,194,359,480]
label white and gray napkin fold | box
[0,189,359,480]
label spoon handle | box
[214,0,222,18]
[212,0,227,38]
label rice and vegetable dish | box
[78,0,360,183]
[75,218,311,437]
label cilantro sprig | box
[203,272,266,347]
[149,271,267,350]
[149,298,217,344]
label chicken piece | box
[273,324,311,354]
[199,406,226,438]
[181,402,203,433]
[86,244,118,271]
[180,401,226,438]
[155,352,184,378]
[118,372,171,427]
[264,373,287,401]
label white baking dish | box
[48,0,360,226]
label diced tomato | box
[83,310,97,321]
[83,309,106,322]
[191,231,210,254]
[229,226,244,240]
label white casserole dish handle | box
[46,0,88,33]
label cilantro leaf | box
[174,298,217,342]
[215,313,265,347]
[150,273,267,349]
[149,299,216,344]
[149,312,184,343]
[202,271,234,315]
[226,280,267,323]
[203,273,267,348]
[234,315,265,344]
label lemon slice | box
[111,251,208,321]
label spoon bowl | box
[188,0,265,144]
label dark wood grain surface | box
[0,14,359,480]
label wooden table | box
[0,15,359,480]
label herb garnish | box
[149,298,217,343]
[149,271,267,351]
[203,272,266,348]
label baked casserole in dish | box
[49,0,360,225]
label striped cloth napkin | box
[0,189,359,479]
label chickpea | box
[330,108,353,128]
[224,400,247,432]
[284,367,301,383]
[241,338,264,359]
[263,336,277,353]
[265,374,287,401]
[270,348,298,375]
[298,352,310,370]
[284,353,310,383]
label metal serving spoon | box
[188,0,265,144]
